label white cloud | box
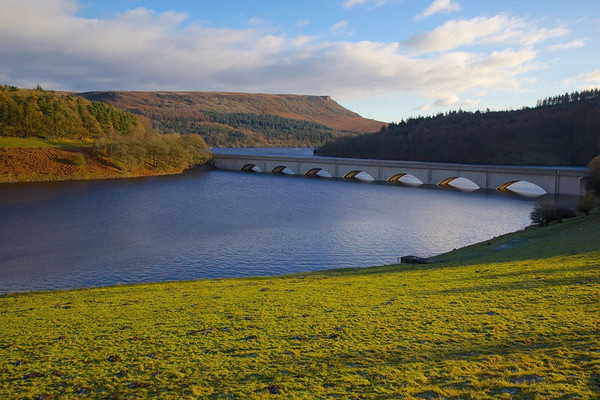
[403,15,568,54]
[330,20,349,32]
[296,19,310,27]
[418,95,477,111]
[343,0,369,8]
[343,0,390,9]
[247,16,268,27]
[565,69,600,87]
[0,0,568,107]
[415,0,460,20]
[547,39,586,51]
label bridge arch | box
[271,165,295,175]
[386,173,423,186]
[343,170,375,181]
[241,163,262,172]
[438,176,480,191]
[305,167,333,178]
[497,180,546,197]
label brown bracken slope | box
[0,147,180,183]
[79,91,385,133]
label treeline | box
[536,88,600,107]
[0,86,210,172]
[95,133,210,172]
[150,110,339,147]
[0,85,141,139]
[206,112,336,144]
[317,89,600,166]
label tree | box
[530,201,575,226]
[586,155,600,194]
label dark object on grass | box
[401,255,434,264]
[267,384,282,394]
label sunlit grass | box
[0,137,93,149]
[0,137,61,148]
[1,215,599,399]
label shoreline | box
[0,146,211,185]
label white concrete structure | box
[211,153,587,196]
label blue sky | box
[1,0,599,122]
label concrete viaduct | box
[211,153,587,196]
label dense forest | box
[78,91,383,147]
[0,85,210,172]
[317,89,600,166]
[153,111,340,147]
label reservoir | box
[0,149,549,294]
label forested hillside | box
[0,86,210,181]
[78,91,385,147]
[317,89,600,166]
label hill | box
[0,86,210,182]
[1,210,598,398]
[78,91,385,147]
[317,89,600,166]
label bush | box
[576,193,597,215]
[530,201,576,226]
[73,152,86,167]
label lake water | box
[0,149,545,294]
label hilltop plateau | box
[78,91,385,147]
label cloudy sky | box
[1,0,598,121]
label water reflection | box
[502,180,547,197]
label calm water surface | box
[0,150,542,294]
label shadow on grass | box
[476,261,599,282]
[437,272,599,295]
[431,213,600,266]
[277,325,600,398]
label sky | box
[1,0,599,122]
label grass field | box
[0,214,599,399]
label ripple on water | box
[0,168,545,293]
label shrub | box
[73,152,86,167]
[553,204,577,221]
[530,201,576,226]
[576,194,597,215]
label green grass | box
[0,137,61,148]
[0,137,93,149]
[1,215,599,399]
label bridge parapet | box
[211,153,587,196]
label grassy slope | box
[0,215,599,399]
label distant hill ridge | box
[78,91,385,147]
